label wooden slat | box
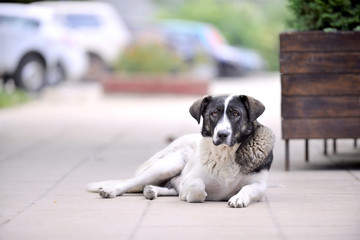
[280,31,360,52]
[280,31,360,142]
[281,74,360,96]
[280,52,360,74]
[282,96,360,118]
[282,118,360,139]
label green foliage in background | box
[116,44,184,75]
[0,90,30,108]
[287,0,360,31]
[155,0,289,70]
[1,0,88,3]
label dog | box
[87,94,275,208]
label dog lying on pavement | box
[87,94,275,208]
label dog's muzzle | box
[213,130,234,146]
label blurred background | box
[0,0,289,102]
[2,2,360,239]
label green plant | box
[115,43,184,75]
[287,0,360,31]
[0,90,30,108]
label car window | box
[0,15,40,30]
[61,14,102,28]
[167,32,200,47]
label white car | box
[0,3,88,91]
[34,1,131,75]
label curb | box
[102,75,209,95]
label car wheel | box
[14,54,46,92]
[85,54,107,81]
[217,62,227,77]
[217,61,241,77]
[48,63,66,86]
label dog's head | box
[189,94,265,147]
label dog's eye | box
[232,111,240,117]
[211,111,218,117]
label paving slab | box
[0,73,359,240]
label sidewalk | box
[0,73,359,240]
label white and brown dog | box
[87,94,275,208]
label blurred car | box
[0,3,88,92]
[159,19,266,77]
[34,1,131,77]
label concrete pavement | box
[0,73,359,240]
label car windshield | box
[0,15,40,30]
[62,14,101,28]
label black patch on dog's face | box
[200,95,227,138]
[201,95,253,146]
[190,95,265,147]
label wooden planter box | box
[280,31,360,170]
[102,75,209,95]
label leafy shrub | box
[0,90,30,108]
[287,0,360,31]
[115,43,185,75]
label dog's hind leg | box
[143,175,181,200]
[87,180,143,193]
[99,151,187,198]
[143,185,178,200]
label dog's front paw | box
[179,178,207,203]
[99,187,117,198]
[143,185,158,200]
[186,190,207,203]
[228,194,250,208]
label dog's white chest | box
[180,138,244,200]
[200,140,240,179]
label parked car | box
[0,3,88,92]
[34,1,131,78]
[159,19,266,77]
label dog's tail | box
[86,180,143,193]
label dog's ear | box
[189,95,212,124]
[239,95,265,122]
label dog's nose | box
[217,130,230,140]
